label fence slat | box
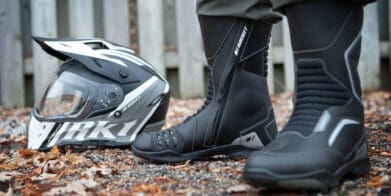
[31,0,58,101]
[68,0,94,38]
[175,0,204,98]
[137,0,165,77]
[282,18,295,92]
[102,0,130,46]
[359,2,380,90]
[0,0,25,107]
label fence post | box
[282,18,295,92]
[359,2,380,90]
[31,0,58,101]
[137,0,165,77]
[175,0,204,98]
[102,0,130,46]
[0,0,25,107]
[68,0,95,38]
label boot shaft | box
[287,0,364,103]
[283,0,366,154]
[197,15,277,146]
[198,15,272,96]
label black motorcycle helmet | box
[28,37,170,150]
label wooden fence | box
[0,0,389,107]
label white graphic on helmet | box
[44,41,127,67]
[48,120,138,147]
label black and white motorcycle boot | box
[243,0,370,190]
[132,16,278,163]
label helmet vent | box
[85,42,109,50]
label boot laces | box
[156,129,177,148]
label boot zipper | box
[204,24,248,146]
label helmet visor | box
[36,71,89,119]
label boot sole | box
[131,144,257,163]
[242,143,370,191]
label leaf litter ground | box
[0,91,390,195]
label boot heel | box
[347,142,370,177]
[349,159,370,177]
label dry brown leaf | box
[48,145,60,160]
[42,179,98,196]
[380,151,391,157]
[176,160,191,169]
[0,171,22,182]
[0,157,20,170]
[226,184,252,193]
[153,176,176,184]
[20,183,42,196]
[68,153,87,165]
[362,175,390,188]
[132,183,162,194]
[18,149,38,158]
[43,160,65,174]
[0,127,6,135]
[33,155,46,168]
[33,166,43,176]
[0,187,13,196]
[31,173,57,181]
[83,165,113,179]
[0,153,6,164]
[14,135,27,144]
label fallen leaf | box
[0,187,13,196]
[132,184,162,194]
[31,173,57,181]
[33,155,46,168]
[83,165,113,179]
[21,183,49,196]
[13,135,27,144]
[0,153,6,164]
[226,184,252,193]
[176,160,191,169]
[43,160,65,173]
[153,176,176,184]
[43,179,98,195]
[372,166,387,172]
[0,157,20,170]
[363,175,390,188]
[381,151,391,157]
[68,153,87,165]
[48,145,60,160]
[0,127,6,135]
[0,171,22,182]
[18,149,38,158]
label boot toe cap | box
[132,133,155,152]
[245,149,344,176]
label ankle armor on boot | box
[132,16,277,163]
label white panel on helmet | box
[44,40,127,67]
[28,116,56,149]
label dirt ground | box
[0,91,390,195]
